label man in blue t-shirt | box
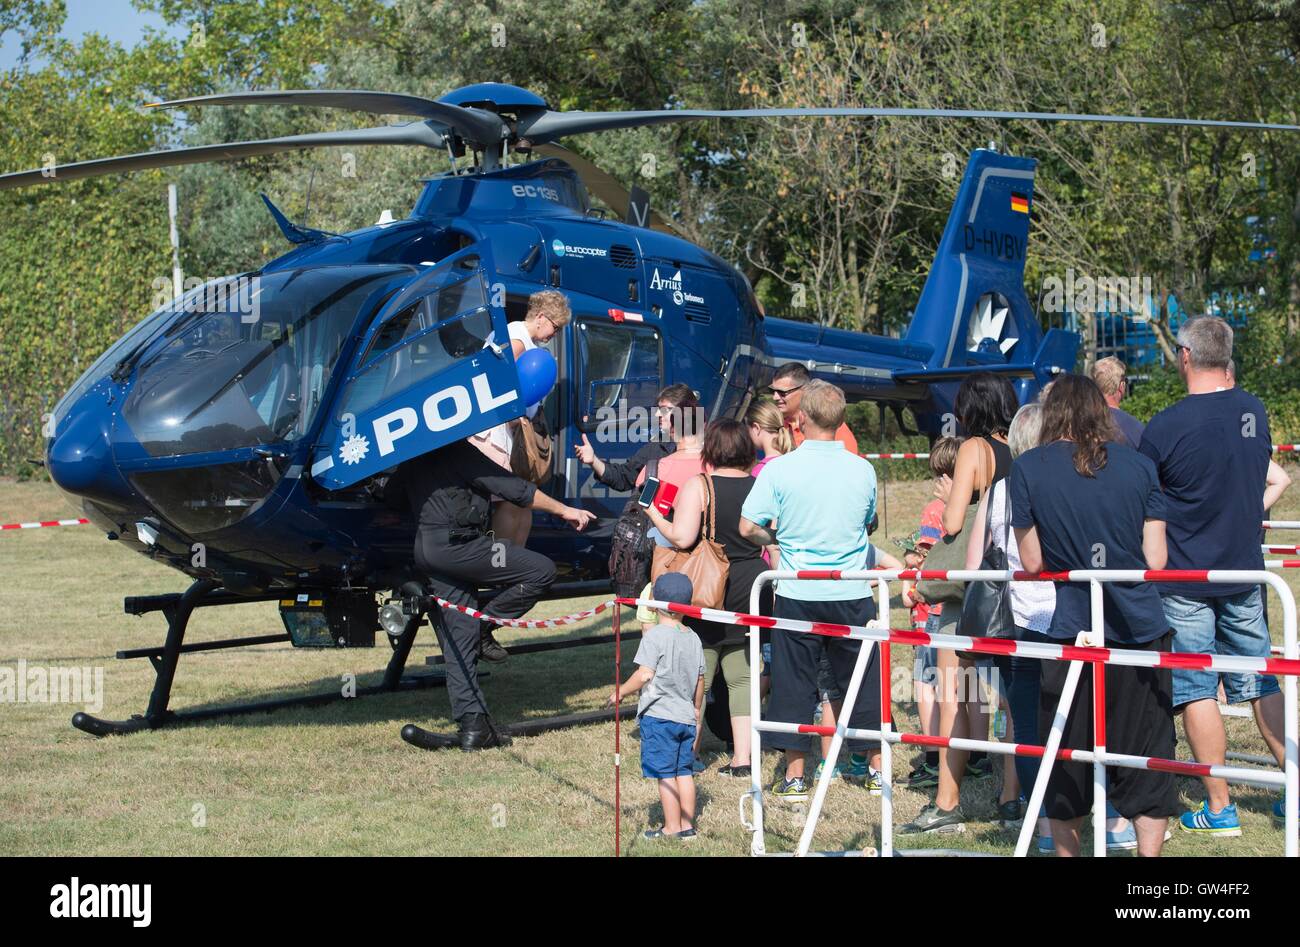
[1138,315,1286,837]
[741,380,881,804]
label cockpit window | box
[336,269,494,421]
[121,265,414,457]
[50,280,216,436]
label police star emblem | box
[339,434,370,465]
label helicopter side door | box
[310,244,519,490]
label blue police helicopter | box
[6,82,1294,737]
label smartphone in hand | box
[637,477,678,516]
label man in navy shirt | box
[1139,315,1286,836]
[1093,356,1144,449]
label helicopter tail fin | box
[902,149,1043,373]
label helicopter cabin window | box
[120,265,415,460]
[575,319,661,429]
[337,268,494,422]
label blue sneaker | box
[813,759,843,781]
[1036,834,1055,854]
[1179,801,1242,837]
[1275,798,1291,827]
[1106,822,1137,850]
[843,754,882,795]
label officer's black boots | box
[399,723,459,751]
[479,624,510,663]
[457,712,512,750]
[398,714,512,751]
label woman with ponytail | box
[746,398,793,477]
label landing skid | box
[71,578,448,737]
[399,706,637,752]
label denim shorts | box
[1162,588,1281,707]
[912,612,942,683]
[639,714,696,779]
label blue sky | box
[0,0,187,70]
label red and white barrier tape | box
[432,596,618,628]
[861,444,1299,460]
[619,584,1300,679]
[0,517,88,531]
[759,721,1284,788]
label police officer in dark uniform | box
[398,439,594,750]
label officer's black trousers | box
[414,532,557,721]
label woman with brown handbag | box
[904,372,1018,835]
[643,420,766,778]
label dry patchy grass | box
[0,478,1294,856]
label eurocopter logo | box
[650,267,685,306]
[50,877,151,927]
[551,238,607,259]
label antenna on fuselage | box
[302,167,317,229]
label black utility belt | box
[423,527,488,545]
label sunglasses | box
[767,384,804,399]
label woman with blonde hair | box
[745,398,793,477]
[469,290,571,661]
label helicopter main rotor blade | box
[151,90,508,147]
[532,143,684,237]
[520,106,1300,142]
[0,122,444,191]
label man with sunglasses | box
[768,363,859,454]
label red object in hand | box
[638,476,678,515]
[652,480,678,515]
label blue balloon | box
[516,347,557,407]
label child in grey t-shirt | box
[608,572,705,840]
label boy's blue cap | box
[653,572,693,605]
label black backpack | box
[608,457,659,600]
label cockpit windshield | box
[122,265,415,457]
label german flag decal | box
[1010,192,1030,214]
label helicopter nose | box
[47,394,132,505]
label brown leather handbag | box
[651,474,730,609]
[509,412,553,485]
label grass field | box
[0,475,1295,857]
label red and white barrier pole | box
[796,577,888,858]
[613,601,621,857]
[723,566,1298,858]
[879,608,894,859]
[1090,579,1108,857]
